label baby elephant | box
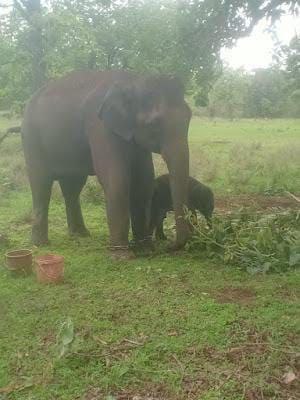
[150,174,214,240]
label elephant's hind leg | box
[59,175,89,237]
[22,124,53,245]
[30,175,53,245]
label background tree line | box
[0,0,299,117]
[204,38,300,119]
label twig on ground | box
[285,191,300,203]
[123,338,143,346]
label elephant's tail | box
[0,126,21,145]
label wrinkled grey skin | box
[150,174,214,240]
[21,70,191,258]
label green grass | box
[1,117,300,196]
[0,117,300,399]
[157,118,300,195]
[188,118,300,194]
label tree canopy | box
[0,0,299,112]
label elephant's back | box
[21,70,135,177]
[35,70,134,99]
[23,70,136,135]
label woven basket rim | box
[6,249,32,258]
[35,254,64,265]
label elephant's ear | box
[97,84,135,141]
[162,76,185,104]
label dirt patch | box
[83,387,104,400]
[225,327,270,365]
[244,388,264,400]
[83,384,175,400]
[40,332,56,347]
[182,374,211,398]
[225,342,267,364]
[215,194,299,214]
[276,285,300,302]
[213,287,256,305]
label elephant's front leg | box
[104,173,132,256]
[103,178,137,260]
[90,134,134,260]
[130,149,154,249]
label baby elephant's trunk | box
[191,184,214,227]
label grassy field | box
[1,117,300,197]
[154,118,300,195]
[0,117,299,399]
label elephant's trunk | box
[162,137,191,248]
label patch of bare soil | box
[182,375,211,398]
[213,287,256,305]
[215,194,299,214]
[276,284,300,302]
[83,384,175,400]
[82,387,104,400]
[244,388,265,400]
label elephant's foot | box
[130,237,154,254]
[109,245,136,261]
[32,234,49,247]
[69,226,90,237]
[32,226,49,246]
[167,240,187,252]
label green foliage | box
[177,0,299,97]
[245,68,288,118]
[198,63,300,119]
[284,36,300,91]
[208,68,250,118]
[0,0,299,109]
[188,209,300,274]
[284,36,300,117]
[0,37,31,109]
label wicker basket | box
[5,249,32,275]
[35,254,64,284]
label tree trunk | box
[20,0,46,92]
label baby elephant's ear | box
[98,84,135,141]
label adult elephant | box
[21,70,191,259]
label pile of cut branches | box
[188,209,300,274]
